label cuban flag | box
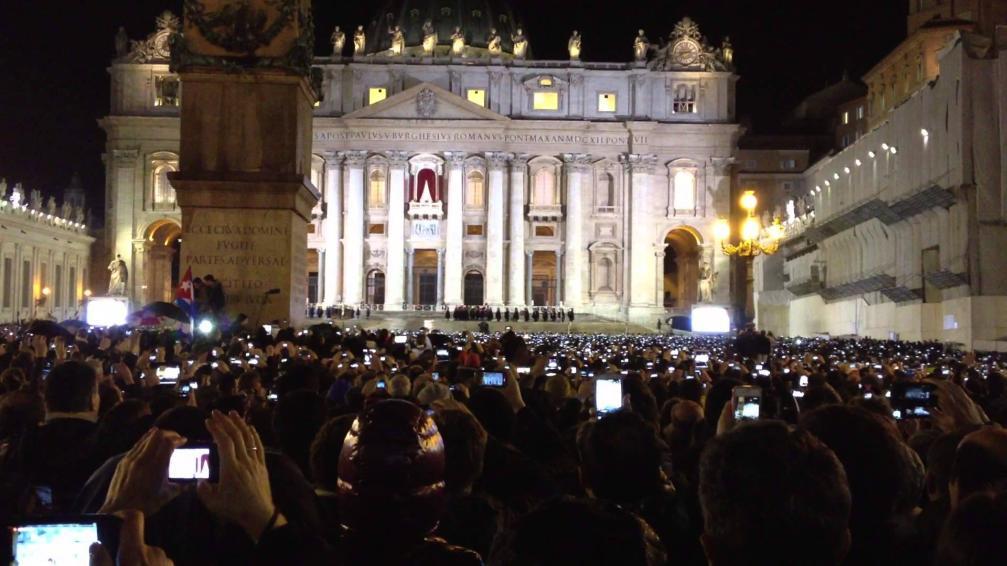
[175,266,195,324]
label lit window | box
[597,93,617,113]
[539,77,553,87]
[842,111,849,125]
[154,76,180,108]
[672,170,696,211]
[368,170,386,207]
[466,89,486,107]
[856,105,864,120]
[466,224,484,236]
[466,171,485,208]
[151,157,178,210]
[672,84,697,114]
[368,87,387,105]
[533,91,559,111]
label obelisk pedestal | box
[168,1,319,326]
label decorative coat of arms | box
[649,17,732,72]
[416,88,437,118]
[122,11,180,62]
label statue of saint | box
[108,254,128,296]
[389,25,405,55]
[331,26,345,56]
[633,29,649,62]
[721,36,734,66]
[29,189,42,211]
[568,30,582,60]
[0,179,7,201]
[74,206,85,224]
[421,20,437,55]
[115,26,129,58]
[511,28,528,59]
[451,27,465,56]
[487,28,502,56]
[61,200,72,220]
[698,261,717,304]
[353,25,366,55]
[45,196,57,217]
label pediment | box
[344,82,509,121]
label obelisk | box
[168,0,319,326]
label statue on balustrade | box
[108,254,129,296]
[331,26,345,56]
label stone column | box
[485,152,510,306]
[525,251,534,306]
[621,153,658,314]
[508,154,530,306]
[562,153,590,308]
[322,152,343,304]
[316,249,325,303]
[436,248,445,306]
[406,248,415,305]
[555,248,564,305]
[342,151,368,305]
[110,149,139,302]
[443,152,466,305]
[655,250,666,306]
[384,151,409,309]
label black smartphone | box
[481,372,505,387]
[7,515,122,564]
[891,382,938,419]
[168,443,219,483]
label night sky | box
[0,0,904,222]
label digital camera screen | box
[595,379,623,415]
[734,396,761,421]
[156,365,180,383]
[168,447,212,481]
[482,372,505,387]
[394,335,408,344]
[12,522,98,565]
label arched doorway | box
[663,228,701,310]
[464,271,484,305]
[143,220,181,304]
[366,270,385,305]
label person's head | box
[237,371,264,398]
[937,490,1007,566]
[0,390,44,440]
[273,390,327,478]
[699,421,851,566]
[663,399,705,452]
[925,430,972,503]
[467,387,515,442]
[43,361,98,416]
[544,374,571,405]
[0,367,26,392]
[432,407,488,496]
[577,411,664,504]
[415,381,450,406]
[800,405,922,533]
[387,374,411,399]
[490,497,666,566]
[338,400,446,542]
[309,414,357,493]
[950,427,1007,508]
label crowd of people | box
[305,304,577,324]
[0,320,1006,565]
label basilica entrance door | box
[663,228,701,310]
[142,220,181,304]
[413,250,438,305]
[531,251,558,306]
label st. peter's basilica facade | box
[102,2,740,323]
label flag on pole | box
[175,266,195,325]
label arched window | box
[368,170,386,208]
[532,168,556,205]
[597,172,615,210]
[151,157,178,210]
[672,170,696,211]
[465,171,485,209]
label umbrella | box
[28,319,74,339]
[60,319,88,333]
[137,302,191,324]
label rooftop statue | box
[633,29,649,62]
[46,196,57,217]
[511,28,528,60]
[568,31,582,60]
[487,28,502,56]
[30,189,42,211]
[722,36,734,65]
[389,25,405,55]
[422,20,437,55]
[115,26,129,58]
[331,26,345,56]
[353,25,366,55]
[451,27,465,56]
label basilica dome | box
[363,0,524,56]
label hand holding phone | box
[595,376,623,416]
[168,443,219,483]
[733,386,762,422]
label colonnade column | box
[485,152,511,306]
[406,248,415,305]
[322,152,343,304]
[508,154,530,306]
[555,248,564,306]
[342,150,368,305]
[622,153,658,312]
[562,153,590,309]
[436,248,445,307]
[442,151,466,306]
[655,250,666,306]
[384,151,409,309]
[525,251,534,306]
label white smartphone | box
[595,377,623,416]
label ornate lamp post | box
[714,190,784,257]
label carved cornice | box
[342,150,369,168]
[112,149,140,165]
[444,151,467,167]
[620,153,657,174]
[486,152,513,171]
[386,150,410,167]
[563,153,593,173]
[510,153,531,169]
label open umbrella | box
[28,319,74,339]
[136,302,191,324]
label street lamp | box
[714,190,784,257]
